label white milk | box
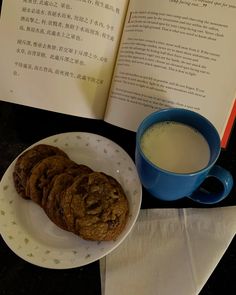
[140,121,210,173]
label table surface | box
[0,101,235,295]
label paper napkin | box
[100,207,236,295]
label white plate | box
[0,132,142,269]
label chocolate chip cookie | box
[25,155,75,205]
[13,144,68,199]
[42,165,93,229]
[61,172,129,241]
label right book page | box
[104,0,236,142]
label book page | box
[105,0,236,138]
[0,0,128,119]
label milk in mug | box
[140,121,210,174]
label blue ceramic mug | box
[135,108,233,204]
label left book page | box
[0,0,128,119]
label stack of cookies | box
[13,144,129,241]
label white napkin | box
[100,207,236,295]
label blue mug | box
[135,108,233,204]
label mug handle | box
[188,165,234,204]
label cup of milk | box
[135,108,233,204]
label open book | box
[0,0,235,147]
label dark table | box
[0,100,235,295]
